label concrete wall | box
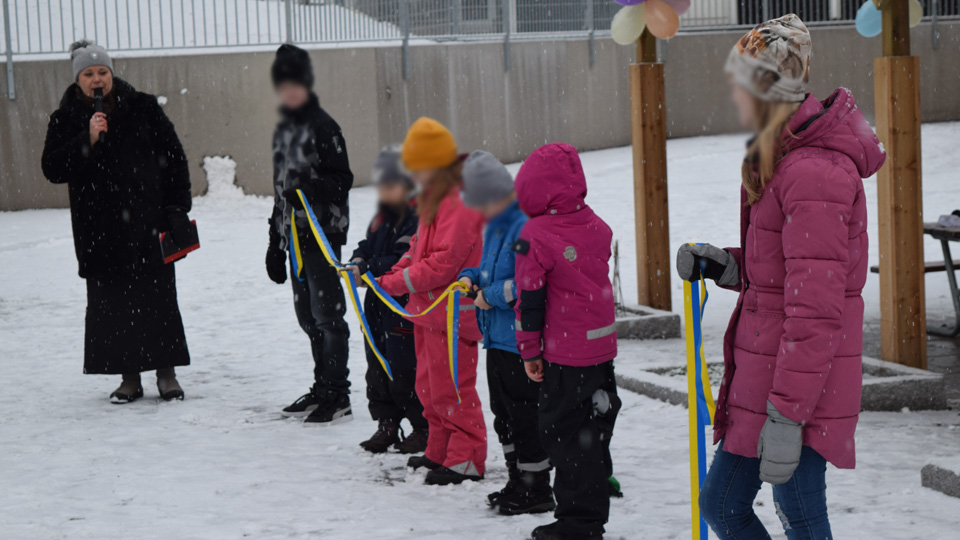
[2,21,958,210]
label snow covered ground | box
[2,124,960,539]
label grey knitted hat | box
[462,151,514,208]
[69,40,113,81]
[371,144,413,188]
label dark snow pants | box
[364,294,427,429]
[539,360,619,537]
[487,348,549,472]
[291,245,350,395]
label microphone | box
[93,88,106,144]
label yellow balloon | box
[645,0,680,40]
[909,0,923,27]
[611,4,647,46]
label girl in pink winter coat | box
[676,16,885,540]
[514,143,621,540]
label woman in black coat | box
[41,41,193,403]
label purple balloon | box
[614,0,647,5]
[662,0,690,16]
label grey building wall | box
[1,22,957,210]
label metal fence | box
[2,0,958,56]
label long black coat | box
[41,78,191,279]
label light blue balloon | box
[855,1,883,38]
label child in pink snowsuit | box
[513,142,620,540]
[379,117,487,486]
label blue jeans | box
[699,440,833,540]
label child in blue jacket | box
[458,151,555,516]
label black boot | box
[396,427,428,454]
[406,455,441,471]
[109,373,143,404]
[488,461,520,507]
[359,419,401,453]
[531,521,602,540]
[498,470,555,516]
[424,465,483,486]
[303,392,352,427]
[281,386,322,418]
[156,367,184,401]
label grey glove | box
[757,400,803,485]
[676,243,740,287]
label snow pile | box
[201,155,244,201]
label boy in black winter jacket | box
[348,146,427,454]
[264,44,354,426]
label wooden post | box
[875,0,926,368]
[630,29,671,311]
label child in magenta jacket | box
[378,118,487,486]
[514,143,620,540]
[676,16,885,540]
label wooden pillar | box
[875,0,926,368]
[630,29,671,311]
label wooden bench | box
[870,260,960,274]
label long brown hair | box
[417,160,463,226]
[741,100,801,205]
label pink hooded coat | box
[513,143,617,367]
[715,89,886,469]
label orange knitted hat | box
[401,117,458,172]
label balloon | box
[645,0,680,40]
[614,0,647,5]
[611,5,647,46]
[909,0,923,27]
[662,0,691,16]
[855,1,882,38]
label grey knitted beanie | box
[70,40,113,81]
[371,144,413,188]
[462,151,514,208]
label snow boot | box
[487,461,521,507]
[359,418,401,453]
[396,427,428,454]
[303,392,352,427]
[281,386,323,418]
[531,522,602,540]
[498,471,555,516]
[156,367,185,401]
[424,465,483,486]
[109,373,143,404]
[406,455,441,471]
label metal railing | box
[3,0,958,55]
[2,0,956,98]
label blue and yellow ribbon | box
[683,247,716,540]
[290,189,468,400]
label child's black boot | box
[531,521,602,540]
[487,461,520,507]
[397,427,429,454]
[303,391,352,427]
[498,470,555,516]
[359,418,400,453]
[424,465,482,485]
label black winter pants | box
[540,360,619,536]
[290,246,350,395]
[364,296,426,429]
[487,348,549,472]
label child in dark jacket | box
[514,143,621,540]
[264,44,354,427]
[457,151,554,516]
[349,146,427,454]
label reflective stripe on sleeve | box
[586,323,616,340]
[403,267,416,294]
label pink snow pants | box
[414,325,487,476]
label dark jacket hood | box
[515,142,588,218]
[785,88,886,179]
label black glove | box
[266,222,287,285]
[266,245,287,285]
[676,243,739,287]
[166,210,192,246]
[282,187,305,211]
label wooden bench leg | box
[928,239,960,338]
